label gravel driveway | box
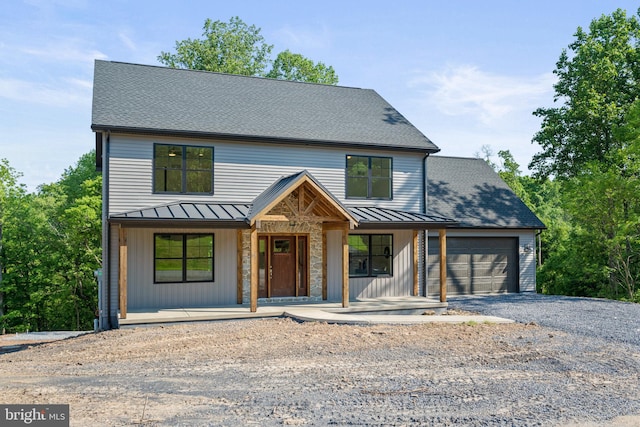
[449,293,640,348]
[1,294,639,426]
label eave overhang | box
[90,125,441,154]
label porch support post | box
[413,230,419,296]
[236,230,243,304]
[342,223,349,308]
[322,230,328,300]
[250,226,258,312]
[439,229,447,303]
[118,226,127,319]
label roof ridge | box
[95,59,372,92]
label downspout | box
[101,131,112,329]
[535,229,543,267]
[422,153,429,297]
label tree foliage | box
[0,153,101,332]
[266,50,338,84]
[525,8,640,302]
[159,17,339,84]
[159,17,272,76]
[530,8,640,179]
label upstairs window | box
[154,144,213,194]
[346,155,392,199]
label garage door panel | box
[428,237,518,296]
[469,278,494,294]
[473,253,508,263]
[493,277,510,293]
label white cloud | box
[273,24,333,50]
[410,65,556,125]
[22,43,107,65]
[118,31,137,51]
[0,77,91,107]
[24,0,88,8]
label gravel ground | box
[0,296,639,426]
[448,293,640,349]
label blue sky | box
[1,0,638,190]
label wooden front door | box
[258,235,308,298]
[271,237,297,297]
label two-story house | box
[92,60,543,330]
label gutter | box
[89,125,441,155]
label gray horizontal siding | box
[108,135,424,215]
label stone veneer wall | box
[241,197,326,303]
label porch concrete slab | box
[284,309,514,325]
[119,306,285,325]
[119,297,512,326]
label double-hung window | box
[154,144,213,194]
[154,234,214,283]
[348,234,393,277]
[346,155,392,199]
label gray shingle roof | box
[427,156,545,229]
[91,60,439,152]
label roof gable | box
[427,156,545,229]
[91,60,439,152]
[248,170,358,228]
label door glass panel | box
[259,237,267,297]
[273,239,290,253]
[298,237,307,293]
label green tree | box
[474,144,497,170]
[266,50,338,84]
[159,17,272,76]
[536,101,640,301]
[0,152,101,332]
[497,150,529,205]
[0,190,56,331]
[0,159,26,323]
[159,17,339,84]
[530,8,640,179]
[529,8,640,302]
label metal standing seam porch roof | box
[110,170,457,229]
[109,203,457,229]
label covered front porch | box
[110,171,457,326]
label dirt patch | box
[0,319,639,426]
